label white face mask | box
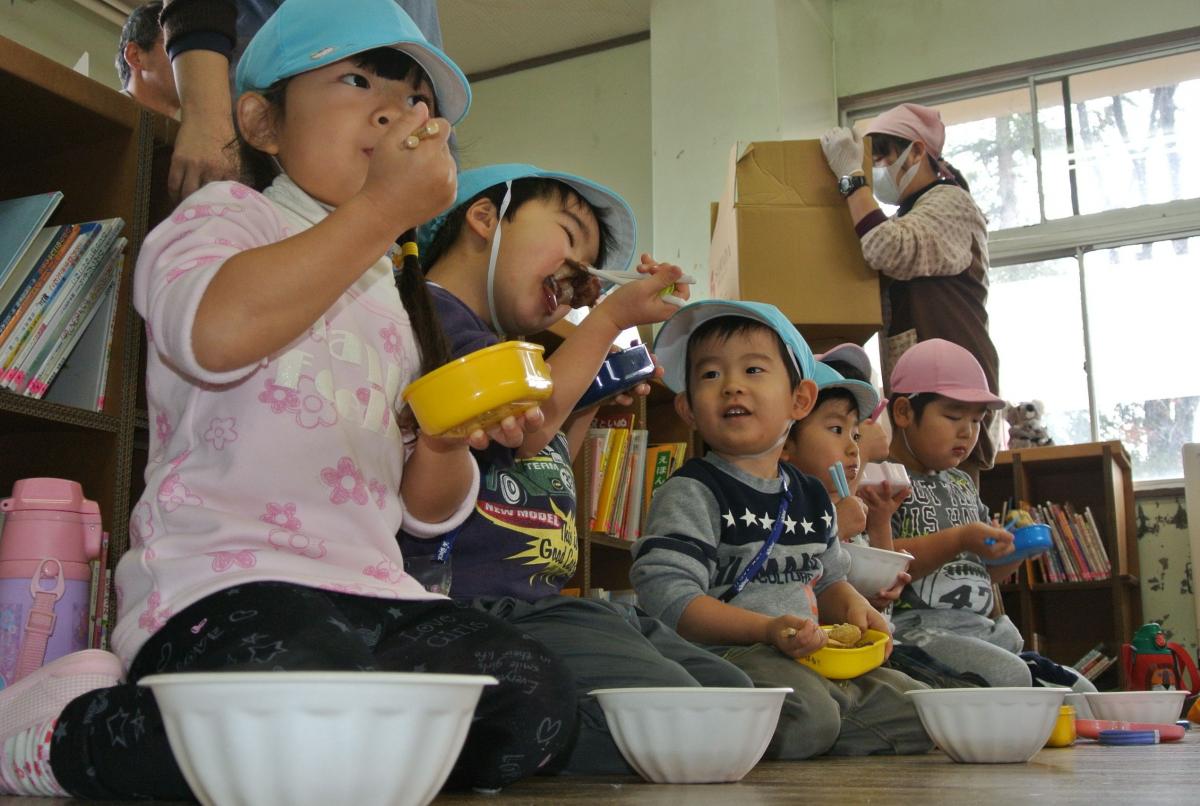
[872,143,921,205]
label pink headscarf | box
[868,103,958,182]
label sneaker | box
[0,650,123,797]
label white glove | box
[820,126,865,178]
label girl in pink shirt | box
[0,0,575,799]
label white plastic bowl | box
[858,462,912,493]
[1083,690,1188,724]
[843,541,912,597]
[590,687,790,783]
[908,687,1067,763]
[1063,692,1094,720]
[141,671,496,806]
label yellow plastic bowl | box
[795,626,889,680]
[402,341,553,437]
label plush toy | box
[1005,400,1054,449]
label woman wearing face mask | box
[820,103,999,480]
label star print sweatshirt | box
[630,452,848,637]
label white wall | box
[649,0,836,290]
[833,0,1200,97]
[453,41,653,265]
[1,0,123,90]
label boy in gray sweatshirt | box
[631,300,931,760]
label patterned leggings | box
[50,582,578,799]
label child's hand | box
[867,570,911,609]
[596,257,688,331]
[359,101,456,236]
[857,418,891,465]
[419,407,546,453]
[835,496,868,540]
[843,596,894,659]
[764,615,827,658]
[958,521,1015,561]
[858,480,909,528]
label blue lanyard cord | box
[719,469,793,603]
[433,518,468,563]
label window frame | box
[839,29,1200,485]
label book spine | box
[1053,502,1092,581]
[594,428,630,533]
[91,270,122,411]
[624,430,649,541]
[1083,507,1112,576]
[90,531,110,649]
[586,429,612,526]
[1080,503,1113,580]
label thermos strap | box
[13,559,65,683]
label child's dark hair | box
[871,133,970,193]
[116,1,163,87]
[422,178,617,272]
[788,385,857,441]
[888,393,935,424]
[236,48,450,379]
[684,316,799,403]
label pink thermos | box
[0,478,103,688]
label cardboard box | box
[709,139,882,349]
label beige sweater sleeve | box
[860,185,988,281]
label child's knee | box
[768,691,841,760]
[982,653,1033,688]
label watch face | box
[839,176,865,196]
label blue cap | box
[235,0,471,125]
[418,163,637,270]
[652,300,817,394]
[812,362,880,421]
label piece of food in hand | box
[545,258,602,309]
[825,623,863,648]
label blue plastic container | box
[575,344,656,410]
[983,523,1053,566]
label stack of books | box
[584,412,687,542]
[1072,643,1118,681]
[0,191,125,411]
[1019,500,1112,584]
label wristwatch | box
[838,174,868,197]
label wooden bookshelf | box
[979,441,1141,689]
[0,36,175,593]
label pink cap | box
[868,103,945,159]
[890,339,1004,410]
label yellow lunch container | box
[402,341,554,437]
[795,627,889,680]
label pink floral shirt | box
[114,177,477,666]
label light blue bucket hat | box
[235,0,472,125]
[653,300,818,394]
[812,362,880,422]
[419,163,637,271]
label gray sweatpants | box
[891,609,1033,687]
[472,595,753,774]
[722,643,933,759]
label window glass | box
[1084,237,1200,480]
[990,257,1090,446]
[1068,51,1200,216]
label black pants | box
[50,582,577,800]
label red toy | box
[1120,623,1200,694]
